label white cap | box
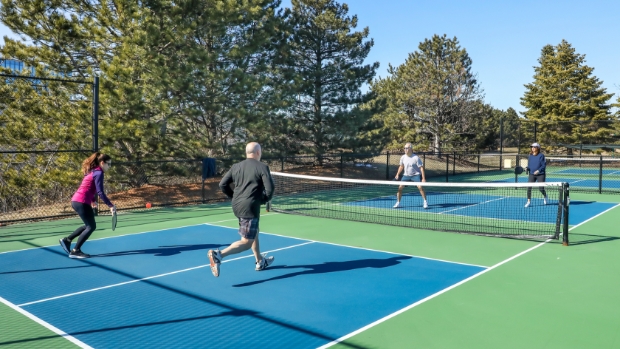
[531,143,540,148]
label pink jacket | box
[71,167,114,207]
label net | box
[270,172,569,242]
[545,157,620,193]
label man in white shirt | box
[393,142,428,209]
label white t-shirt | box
[400,154,424,176]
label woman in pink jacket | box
[59,153,116,259]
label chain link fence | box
[4,150,620,226]
[515,120,620,156]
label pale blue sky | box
[2,0,618,113]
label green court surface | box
[1,192,619,348]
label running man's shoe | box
[59,238,71,254]
[543,196,548,205]
[255,253,274,271]
[423,200,428,209]
[208,249,222,277]
[393,201,400,208]
[524,201,531,208]
[69,249,90,259]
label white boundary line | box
[0,214,278,255]
[315,202,620,349]
[316,239,550,349]
[568,203,620,230]
[18,241,314,307]
[437,197,506,214]
[0,295,93,349]
[330,198,558,226]
[204,222,489,269]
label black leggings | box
[527,174,547,199]
[68,201,97,251]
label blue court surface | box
[491,176,620,190]
[554,168,620,175]
[345,192,616,226]
[0,225,486,348]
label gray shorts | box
[238,217,259,240]
[401,175,421,182]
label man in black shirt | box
[208,142,275,277]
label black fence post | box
[477,154,481,173]
[534,121,537,143]
[515,154,519,183]
[446,154,449,182]
[599,155,603,194]
[92,76,99,153]
[280,156,284,172]
[452,151,456,176]
[201,180,206,204]
[93,78,99,218]
[386,151,390,180]
[579,122,583,157]
[500,116,504,154]
[340,153,344,178]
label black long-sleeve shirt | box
[219,158,275,219]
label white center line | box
[437,197,507,214]
[18,241,314,307]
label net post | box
[599,155,603,194]
[386,151,390,180]
[562,183,570,246]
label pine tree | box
[0,0,283,160]
[371,34,484,154]
[280,0,381,159]
[521,40,617,154]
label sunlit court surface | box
[1,188,620,349]
[2,0,620,347]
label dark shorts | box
[238,217,259,240]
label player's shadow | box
[560,233,620,246]
[233,256,412,287]
[0,265,92,275]
[93,244,225,257]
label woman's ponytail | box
[82,153,99,175]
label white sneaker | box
[256,253,274,271]
[524,201,531,208]
[423,200,428,209]
[393,201,400,208]
[208,249,222,277]
[543,196,548,205]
